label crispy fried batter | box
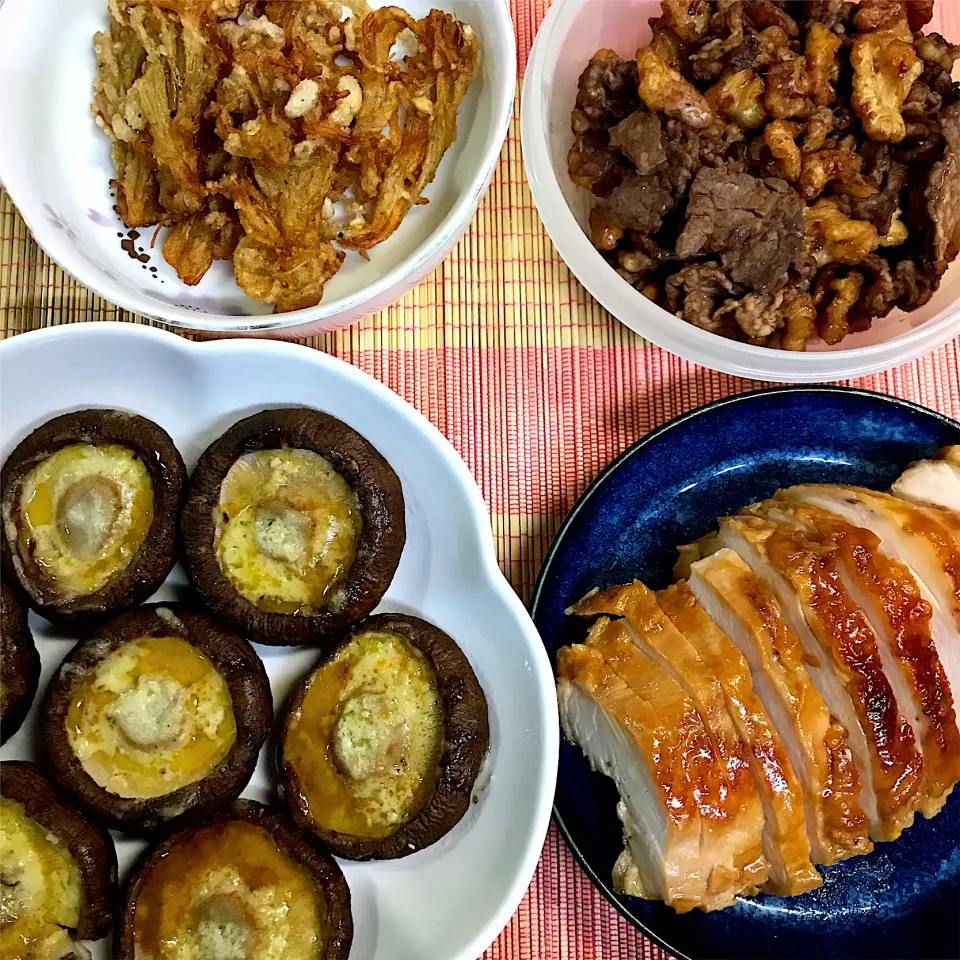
[93,0,477,311]
[636,46,720,130]
[851,23,923,143]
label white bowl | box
[0,0,515,337]
[521,0,960,382]
[0,323,559,960]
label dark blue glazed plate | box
[531,387,960,960]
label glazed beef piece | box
[568,132,628,196]
[572,51,641,135]
[603,118,701,234]
[926,103,960,275]
[675,162,806,293]
[833,143,908,234]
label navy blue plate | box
[531,387,960,960]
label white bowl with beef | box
[521,0,960,382]
[0,0,515,337]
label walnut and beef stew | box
[569,0,960,350]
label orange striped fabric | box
[2,2,959,957]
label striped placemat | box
[2,2,959,958]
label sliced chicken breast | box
[893,452,960,513]
[557,633,706,911]
[657,581,821,895]
[782,486,960,630]
[751,500,960,816]
[704,516,925,842]
[572,582,769,899]
[687,548,871,865]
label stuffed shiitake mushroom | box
[280,613,489,860]
[1,582,40,744]
[0,761,117,957]
[0,410,186,624]
[181,408,405,647]
[40,604,272,834]
[116,801,353,960]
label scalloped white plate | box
[0,323,558,960]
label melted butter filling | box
[284,630,444,840]
[13,443,154,600]
[66,633,236,799]
[214,449,362,615]
[0,797,81,960]
[132,820,326,960]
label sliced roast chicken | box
[685,549,871,865]
[749,498,960,816]
[893,447,960,513]
[557,473,960,913]
[557,615,754,912]
[571,582,770,901]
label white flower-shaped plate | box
[0,322,559,960]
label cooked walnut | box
[706,70,768,129]
[745,1,800,38]
[851,24,923,143]
[766,60,814,119]
[805,22,843,107]
[649,17,687,71]
[798,148,874,200]
[806,198,881,263]
[636,47,720,130]
[853,0,910,33]
[662,0,711,42]
[781,289,818,350]
[819,270,864,343]
[803,106,836,151]
[766,120,803,180]
[589,207,623,251]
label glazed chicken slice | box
[657,581,821,895]
[572,582,769,900]
[699,516,925,842]
[893,448,960,513]
[782,486,960,630]
[751,500,960,816]
[685,549,871,865]
[557,618,710,911]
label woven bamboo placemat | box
[2,2,959,957]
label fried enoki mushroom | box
[93,0,478,313]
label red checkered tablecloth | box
[2,2,959,957]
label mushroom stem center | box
[193,895,255,960]
[106,675,187,749]
[57,475,121,559]
[254,506,313,566]
[332,693,411,782]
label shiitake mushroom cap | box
[116,800,353,960]
[280,613,489,860]
[39,604,273,835]
[0,409,186,624]
[0,760,117,941]
[1,581,41,744]
[180,407,405,647]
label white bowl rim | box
[520,0,960,383]
[0,0,516,334]
[0,320,561,960]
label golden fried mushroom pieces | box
[569,0,960,350]
[93,0,478,313]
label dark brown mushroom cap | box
[280,613,489,860]
[0,409,186,624]
[115,800,353,960]
[1,581,41,744]
[39,604,273,835]
[180,407,405,647]
[0,760,117,941]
